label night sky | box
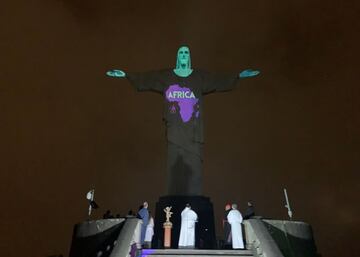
[1,1,359,256]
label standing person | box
[178,204,198,249]
[243,201,255,220]
[103,209,114,219]
[144,211,154,248]
[126,209,135,218]
[223,203,232,249]
[227,204,244,249]
[137,202,149,246]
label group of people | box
[179,202,255,250]
[132,202,199,249]
[223,202,255,249]
[102,209,122,219]
[132,201,255,250]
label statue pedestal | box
[154,195,216,249]
[163,222,173,248]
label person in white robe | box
[144,212,154,248]
[178,204,198,249]
[227,203,244,249]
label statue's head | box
[176,45,191,69]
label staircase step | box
[141,249,253,257]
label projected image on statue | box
[106,45,260,196]
[165,84,199,123]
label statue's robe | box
[127,70,238,195]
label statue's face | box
[177,46,190,66]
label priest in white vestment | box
[227,203,244,249]
[178,204,198,249]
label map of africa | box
[165,84,199,123]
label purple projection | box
[165,84,199,123]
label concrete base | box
[263,219,319,257]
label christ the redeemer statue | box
[107,46,259,196]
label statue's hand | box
[106,69,126,77]
[239,69,260,78]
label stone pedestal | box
[154,195,216,249]
[163,222,173,248]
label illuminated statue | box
[107,46,259,195]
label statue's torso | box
[127,69,237,153]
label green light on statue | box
[106,45,260,79]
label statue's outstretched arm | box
[239,69,260,78]
[106,69,126,78]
